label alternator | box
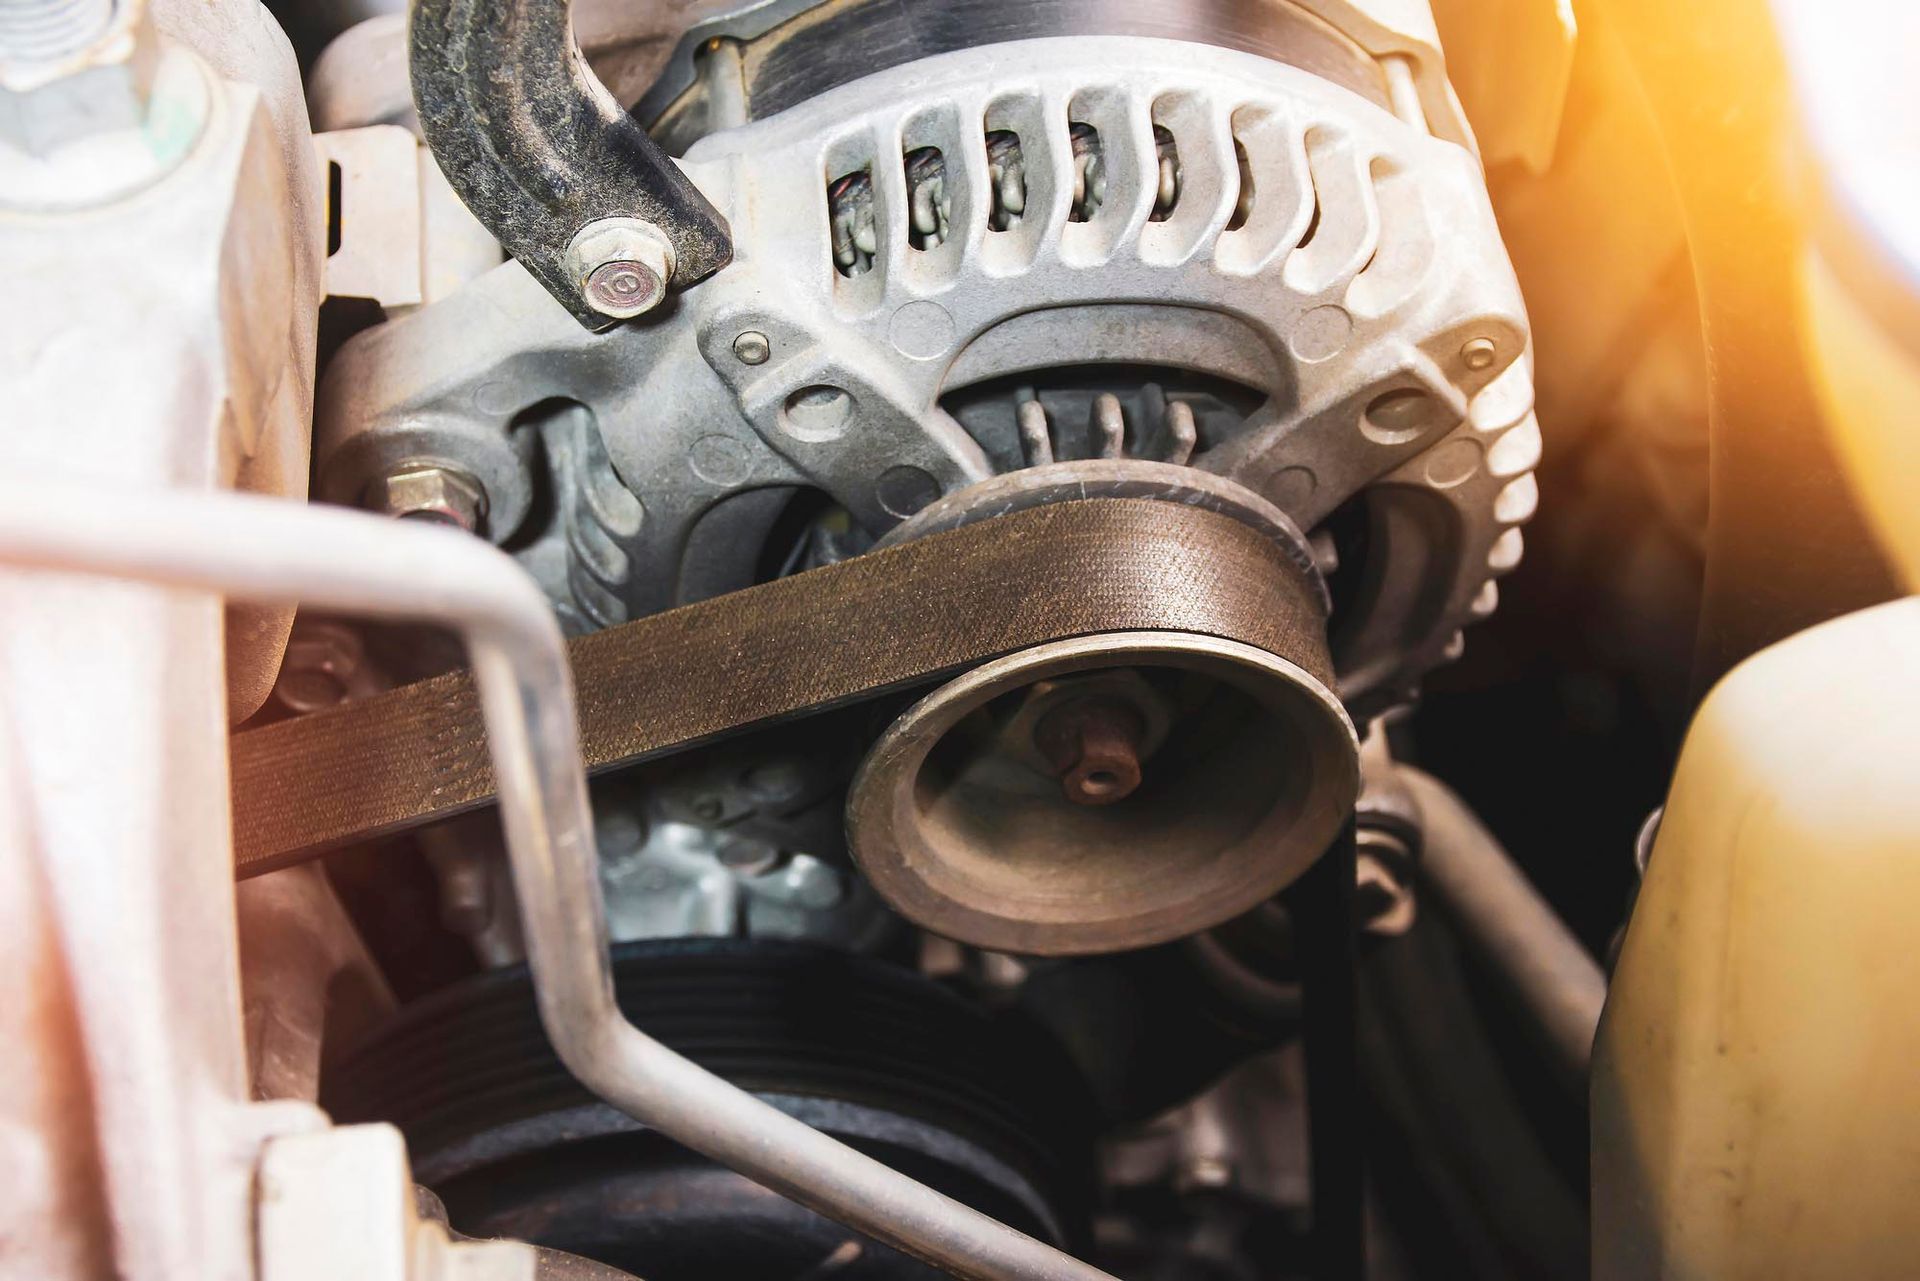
[319,35,1535,721]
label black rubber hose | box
[1397,767,1606,1095]
[409,0,733,329]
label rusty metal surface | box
[230,497,1335,876]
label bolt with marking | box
[566,217,675,320]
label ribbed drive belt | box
[230,498,1332,878]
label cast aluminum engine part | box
[317,36,1539,726]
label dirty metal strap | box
[410,0,734,329]
[230,498,1332,878]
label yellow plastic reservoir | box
[1593,597,1920,1278]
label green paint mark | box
[143,95,202,167]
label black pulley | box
[323,939,1096,1281]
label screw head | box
[733,330,771,365]
[365,464,488,533]
[277,666,346,712]
[565,218,675,320]
[783,856,846,909]
[1461,336,1499,371]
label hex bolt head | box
[733,330,771,365]
[275,622,365,714]
[565,217,675,320]
[1461,336,1499,371]
[1,9,212,209]
[364,464,488,534]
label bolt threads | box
[0,0,115,65]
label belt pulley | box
[231,496,1359,954]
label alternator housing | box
[318,36,1538,717]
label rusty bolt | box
[364,464,487,533]
[1035,697,1147,806]
[565,217,674,320]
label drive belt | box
[229,497,1333,878]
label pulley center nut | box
[565,217,675,320]
[1035,697,1147,806]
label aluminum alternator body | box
[317,36,1539,716]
